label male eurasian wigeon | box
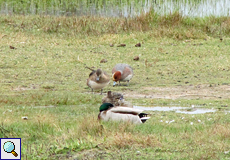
[98,103,150,124]
[87,69,110,94]
[112,63,133,86]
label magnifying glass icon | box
[3,141,18,157]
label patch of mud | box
[13,84,39,91]
[122,84,230,100]
[33,105,56,108]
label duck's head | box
[96,69,102,81]
[99,103,114,112]
[112,71,121,86]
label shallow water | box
[175,108,216,114]
[134,106,217,114]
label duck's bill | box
[113,81,117,86]
[118,97,124,104]
[96,77,100,81]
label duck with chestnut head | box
[112,63,133,87]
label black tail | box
[139,113,148,118]
[139,113,149,123]
[89,70,96,77]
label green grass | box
[1,13,230,159]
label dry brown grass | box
[77,115,104,137]
[107,132,161,149]
[1,10,230,39]
[212,123,230,140]
[70,116,161,150]
[159,12,183,27]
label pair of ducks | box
[86,63,133,94]
[99,91,150,124]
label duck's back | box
[102,92,123,106]
[101,109,142,124]
[110,107,143,114]
[112,63,133,73]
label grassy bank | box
[1,13,230,159]
[1,11,230,38]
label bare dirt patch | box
[13,84,39,91]
[122,84,230,100]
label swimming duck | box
[87,68,110,94]
[102,91,133,108]
[112,63,133,86]
[98,103,150,124]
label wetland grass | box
[1,9,230,159]
[1,10,230,38]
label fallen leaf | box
[133,56,139,61]
[117,44,126,47]
[135,43,141,47]
[10,46,16,49]
[100,59,107,63]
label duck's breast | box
[87,79,109,89]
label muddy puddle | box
[134,106,217,114]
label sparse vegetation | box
[1,1,230,159]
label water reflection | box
[134,106,216,114]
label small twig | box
[85,66,95,72]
